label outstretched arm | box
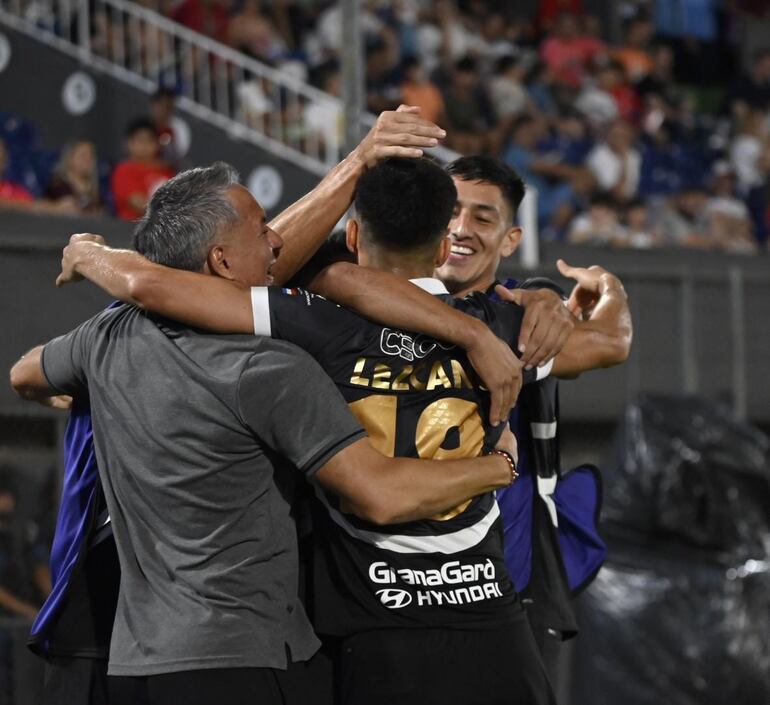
[268,106,446,284]
[310,262,523,424]
[316,433,517,526]
[57,236,257,333]
[58,237,523,424]
[496,259,632,379]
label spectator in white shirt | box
[703,161,757,253]
[587,120,641,201]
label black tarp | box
[574,395,770,705]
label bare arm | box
[268,106,446,284]
[540,260,632,378]
[9,346,59,403]
[57,237,256,333]
[494,261,631,379]
[315,437,514,525]
[310,262,523,425]
[59,240,523,424]
[552,277,631,378]
[33,563,52,598]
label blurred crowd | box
[0,89,180,222]
[3,0,770,253]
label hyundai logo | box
[376,589,413,609]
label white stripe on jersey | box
[250,287,271,336]
[535,358,554,381]
[536,475,559,528]
[530,421,557,439]
[314,487,499,555]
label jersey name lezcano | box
[349,357,476,392]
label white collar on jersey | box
[409,277,450,295]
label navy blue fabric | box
[29,400,99,654]
[490,279,605,593]
[553,465,605,593]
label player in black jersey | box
[436,155,633,694]
[57,158,556,705]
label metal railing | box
[0,0,344,175]
[0,0,542,261]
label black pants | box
[43,655,110,705]
[337,622,556,705]
[109,667,285,705]
[109,649,334,705]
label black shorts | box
[43,655,110,705]
[337,623,556,705]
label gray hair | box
[133,162,240,272]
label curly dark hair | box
[354,157,457,252]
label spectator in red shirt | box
[536,0,584,33]
[600,61,641,124]
[0,137,34,208]
[172,0,230,44]
[111,119,175,221]
[540,12,607,88]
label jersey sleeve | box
[489,302,551,384]
[517,276,567,299]
[467,292,552,385]
[250,286,361,361]
[237,342,367,477]
[40,320,96,396]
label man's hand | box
[38,395,73,411]
[267,106,446,284]
[352,105,446,168]
[56,233,106,287]
[557,259,619,319]
[494,422,519,465]
[494,285,575,369]
[465,328,524,427]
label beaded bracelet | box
[489,449,519,486]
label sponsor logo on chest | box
[369,559,504,609]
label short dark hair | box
[133,162,240,272]
[125,117,157,139]
[446,155,526,222]
[354,157,457,252]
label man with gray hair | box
[10,156,521,705]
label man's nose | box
[450,211,472,239]
[269,228,284,253]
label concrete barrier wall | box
[3,213,769,424]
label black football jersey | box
[261,281,540,635]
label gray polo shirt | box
[41,304,365,676]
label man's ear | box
[500,226,522,258]
[435,234,451,268]
[206,245,235,280]
[346,219,360,254]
